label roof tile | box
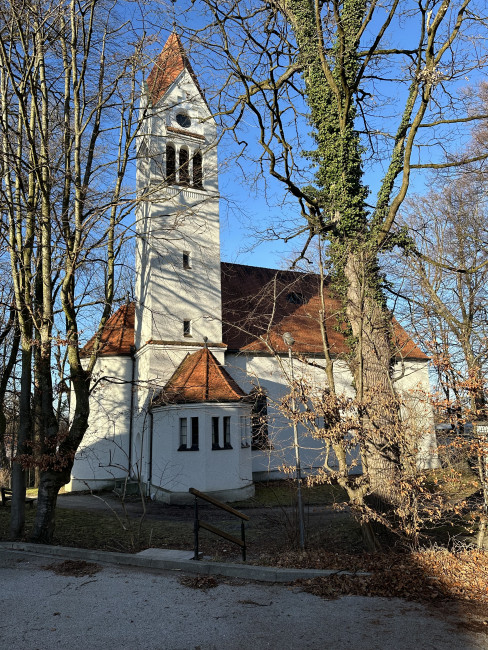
[221,262,428,360]
[155,347,247,404]
[82,302,135,357]
[82,263,427,362]
[146,32,206,107]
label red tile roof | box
[83,263,427,362]
[154,346,248,405]
[82,302,135,357]
[221,263,428,360]
[146,32,206,107]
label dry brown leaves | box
[45,560,102,577]
[260,548,488,604]
[179,575,218,590]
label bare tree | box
[395,177,488,418]
[0,0,166,541]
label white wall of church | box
[150,402,253,503]
[67,356,133,491]
[226,352,437,479]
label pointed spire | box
[146,32,207,107]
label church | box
[66,34,436,503]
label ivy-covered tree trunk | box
[282,0,402,499]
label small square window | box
[183,251,191,269]
[183,320,191,337]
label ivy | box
[285,0,390,353]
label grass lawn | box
[0,481,361,558]
[0,475,482,558]
[234,481,347,508]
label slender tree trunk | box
[0,313,20,472]
[10,344,32,538]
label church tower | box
[135,33,223,352]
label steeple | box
[135,30,223,351]
[146,32,207,108]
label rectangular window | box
[223,416,231,448]
[212,417,220,449]
[183,251,191,269]
[240,416,250,448]
[179,418,187,450]
[183,320,191,337]
[191,417,199,449]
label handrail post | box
[241,520,246,562]
[193,495,199,561]
[189,487,250,561]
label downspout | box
[147,409,154,498]
[128,345,136,479]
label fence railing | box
[189,487,250,562]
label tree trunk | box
[344,250,400,502]
[30,369,90,543]
[30,470,68,543]
[10,345,32,539]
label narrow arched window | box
[166,143,176,184]
[179,147,190,185]
[193,151,203,188]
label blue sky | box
[157,1,488,271]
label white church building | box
[67,33,435,504]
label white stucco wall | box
[150,402,253,503]
[394,358,438,468]
[67,356,134,491]
[226,352,438,478]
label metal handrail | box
[189,487,250,562]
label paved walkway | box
[1,541,355,582]
[1,546,487,650]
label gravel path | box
[1,548,486,650]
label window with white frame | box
[240,415,250,448]
[193,150,203,188]
[251,389,269,449]
[178,416,199,451]
[223,416,232,449]
[179,417,187,450]
[183,319,191,337]
[166,143,176,183]
[191,416,199,449]
[179,147,190,185]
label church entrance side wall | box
[67,355,134,492]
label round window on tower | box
[176,113,191,128]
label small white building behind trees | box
[67,34,437,503]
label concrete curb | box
[0,542,369,583]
